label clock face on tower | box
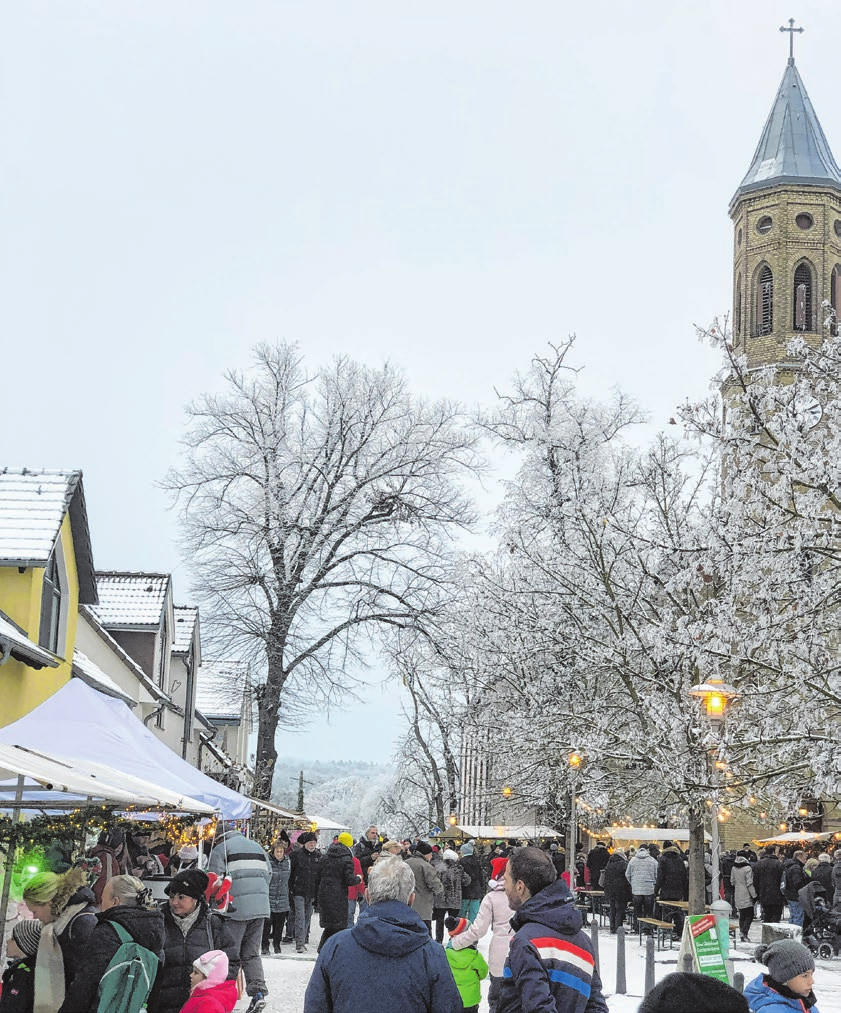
[790,392,822,431]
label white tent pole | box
[0,775,26,968]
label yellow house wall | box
[0,514,79,726]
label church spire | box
[732,58,841,208]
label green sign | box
[687,914,730,984]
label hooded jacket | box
[289,847,321,899]
[655,846,688,901]
[731,856,757,911]
[585,845,609,888]
[179,979,239,1013]
[445,943,488,1007]
[56,886,98,987]
[601,854,632,906]
[267,851,291,913]
[810,861,834,903]
[625,850,658,895]
[303,900,463,1013]
[754,855,785,907]
[744,973,821,1013]
[459,854,486,901]
[782,858,808,902]
[316,843,361,927]
[57,903,165,1013]
[496,879,608,1013]
[208,828,271,921]
[450,877,514,977]
[1,957,36,1013]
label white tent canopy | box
[608,827,712,843]
[0,743,215,813]
[756,831,835,844]
[442,824,563,840]
[308,813,351,832]
[0,680,252,818]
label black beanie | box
[415,841,433,856]
[637,973,749,1013]
[165,868,209,901]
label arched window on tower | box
[793,262,813,331]
[831,265,841,335]
[735,273,742,341]
[756,265,773,336]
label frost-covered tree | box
[166,343,481,797]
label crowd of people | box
[1,824,830,1013]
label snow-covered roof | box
[90,572,170,628]
[195,661,250,721]
[171,606,199,655]
[78,605,171,702]
[0,609,59,670]
[0,469,97,603]
[72,648,136,706]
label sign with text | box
[687,914,730,984]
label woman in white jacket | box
[448,857,514,1013]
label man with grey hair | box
[304,858,462,1013]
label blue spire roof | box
[733,60,841,206]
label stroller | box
[799,882,841,959]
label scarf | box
[33,900,89,1013]
[173,904,202,938]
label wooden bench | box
[638,917,676,950]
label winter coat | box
[406,856,444,922]
[782,858,808,901]
[754,855,785,907]
[57,904,165,1013]
[267,852,291,914]
[56,886,98,988]
[352,838,379,883]
[148,902,240,1013]
[832,862,841,910]
[0,957,35,1013]
[289,848,321,900]
[450,877,514,977]
[551,852,566,878]
[207,829,270,921]
[601,854,632,907]
[348,857,365,902]
[459,855,485,901]
[655,847,688,901]
[316,843,361,928]
[731,856,757,911]
[586,845,610,889]
[811,862,834,903]
[445,944,488,1007]
[625,851,658,896]
[496,879,608,1013]
[744,973,821,1013]
[88,843,126,907]
[438,860,471,911]
[303,900,463,1013]
[179,979,239,1013]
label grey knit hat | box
[754,939,814,983]
[12,919,42,957]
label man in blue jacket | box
[304,856,462,1013]
[497,847,607,1013]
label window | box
[795,212,814,230]
[793,263,813,331]
[757,216,773,235]
[831,266,841,335]
[756,265,773,335]
[38,546,66,655]
[735,273,742,340]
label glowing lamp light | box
[688,680,739,718]
[798,807,808,817]
[25,865,38,874]
[568,752,582,768]
[779,823,787,831]
[448,814,458,826]
[501,785,513,799]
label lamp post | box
[567,751,582,868]
[688,680,740,920]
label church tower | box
[731,30,841,367]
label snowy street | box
[248,913,841,1012]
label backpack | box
[95,921,159,1013]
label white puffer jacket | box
[449,877,514,976]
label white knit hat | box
[442,849,459,862]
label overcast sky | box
[1,1,836,761]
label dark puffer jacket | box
[459,854,486,901]
[782,858,807,901]
[811,861,834,904]
[56,886,98,989]
[316,843,360,927]
[496,879,608,1013]
[601,854,632,906]
[655,847,689,901]
[290,848,321,899]
[268,852,291,913]
[147,902,239,1013]
[753,855,785,907]
[57,904,165,1013]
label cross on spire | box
[780,18,804,64]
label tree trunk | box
[253,653,285,800]
[688,805,707,916]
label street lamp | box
[688,679,740,917]
[567,751,583,867]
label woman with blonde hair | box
[23,867,97,1013]
[56,875,165,1013]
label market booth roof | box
[0,743,215,813]
[435,824,563,840]
[756,831,836,844]
[608,827,712,843]
[0,679,252,818]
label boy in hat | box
[1,920,41,1013]
[745,939,822,1012]
[443,916,488,1013]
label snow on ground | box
[252,913,841,1012]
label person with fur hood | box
[180,951,239,1013]
[448,857,514,1013]
[433,850,471,943]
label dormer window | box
[39,543,68,656]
